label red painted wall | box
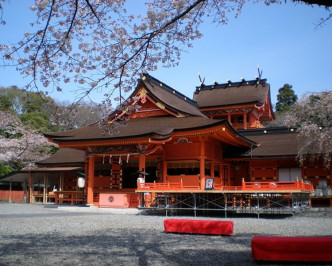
[0,191,25,202]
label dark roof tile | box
[194,79,269,108]
[141,74,205,117]
[45,117,225,142]
[37,148,85,165]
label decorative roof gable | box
[193,78,274,122]
[108,74,205,124]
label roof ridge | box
[194,79,267,94]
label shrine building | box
[2,73,330,212]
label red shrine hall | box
[6,73,330,213]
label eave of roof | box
[0,167,83,182]
[45,116,256,149]
[20,167,83,173]
[45,117,219,143]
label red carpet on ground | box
[164,219,234,235]
[251,236,332,262]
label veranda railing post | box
[224,193,227,218]
[257,194,260,219]
[193,193,197,217]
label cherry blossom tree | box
[284,91,332,167]
[0,0,282,106]
[0,0,290,103]
[50,101,111,131]
[0,110,55,172]
[0,0,330,109]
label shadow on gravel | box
[0,228,257,265]
[0,212,108,219]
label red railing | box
[137,182,200,191]
[242,181,313,191]
[137,180,314,192]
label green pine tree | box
[275,84,298,113]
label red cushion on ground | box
[164,219,233,235]
[251,236,332,262]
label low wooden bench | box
[54,191,84,205]
[164,219,234,235]
[251,236,332,262]
[33,194,55,203]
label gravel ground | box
[0,202,331,266]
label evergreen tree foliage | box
[275,84,298,113]
[0,95,11,111]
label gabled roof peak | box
[141,73,199,108]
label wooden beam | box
[28,172,34,203]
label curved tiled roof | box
[45,117,227,142]
[44,74,256,148]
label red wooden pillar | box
[200,158,205,190]
[210,162,215,178]
[243,112,247,129]
[87,155,95,204]
[84,157,89,196]
[139,154,146,175]
[227,165,231,186]
[249,161,253,182]
[200,141,205,190]
[162,160,167,183]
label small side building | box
[0,148,84,203]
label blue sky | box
[0,1,331,107]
